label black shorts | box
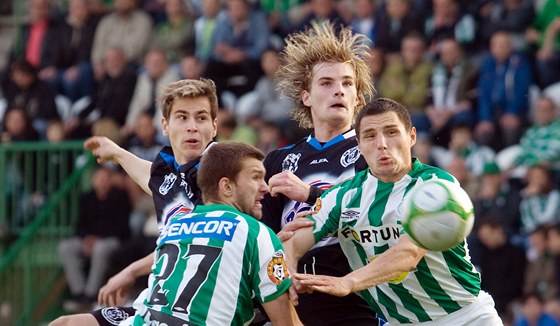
[91,306,136,326]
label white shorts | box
[386,291,503,326]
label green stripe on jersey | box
[389,283,432,322]
[416,259,461,313]
[377,287,410,323]
[368,180,393,227]
[443,244,480,296]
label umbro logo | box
[310,158,329,165]
[341,210,360,219]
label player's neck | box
[313,122,352,143]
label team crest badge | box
[100,307,130,325]
[314,198,322,213]
[267,250,290,285]
[159,173,177,195]
[282,153,301,173]
[340,146,360,167]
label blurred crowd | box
[1,0,560,324]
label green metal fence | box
[0,141,93,326]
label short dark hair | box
[355,98,412,136]
[198,142,265,202]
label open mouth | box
[185,138,199,144]
[330,103,346,109]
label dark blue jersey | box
[149,144,214,229]
[262,130,367,234]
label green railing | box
[0,141,94,326]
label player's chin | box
[252,203,263,219]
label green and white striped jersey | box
[131,204,291,326]
[310,159,481,324]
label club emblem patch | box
[159,173,177,195]
[340,146,360,167]
[267,250,290,285]
[282,153,301,173]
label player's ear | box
[302,90,311,107]
[219,177,234,197]
[162,117,169,137]
[410,127,417,146]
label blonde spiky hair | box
[277,21,375,129]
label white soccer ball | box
[401,179,474,251]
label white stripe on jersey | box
[206,215,247,325]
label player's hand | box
[268,171,310,202]
[293,273,353,297]
[84,136,121,164]
[98,269,136,307]
[277,217,314,242]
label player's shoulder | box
[411,159,455,183]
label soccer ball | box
[401,179,474,251]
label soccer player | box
[50,78,219,326]
[284,98,503,325]
[261,22,379,324]
[121,142,301,325]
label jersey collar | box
[307,129,356,150]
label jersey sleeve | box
[309,185,343,243]
[252,222,292,303]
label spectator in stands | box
[65,47,137,139]
[1,60,59,139]
[124,112,162,236]
[58,165,131,311]
[544,298,560,324]
[377,33,432,134]
[234,49,292,126]
[293,0,345,33]
[194,0,223,63]
[150,0,195,65]
[519,164,560,235]
[179,55,205,80]
[525,0,560,89]
[513,96,560,174]
[6,0,61,72]
[204,0,269,101]
[474,217,527,317]
[524,225,559,301]
[446,121,496,177]
[472,161,523,235]
[1,107,39,142]
[475,31,532,150]
[350,0,378,47]
[514,292,560,326]
[259,0,303,38]
[477,0,534,53]
[124,48,180,138]
[426,38,478,146]
[547,223,560,304]
[424,0,476,56]
[366,47,385,89]
[375,0,423,61]
[42,0,100,103]
[90,0,153,72]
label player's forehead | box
[170,96,212,116]
[311,62,355,82]
[239,158,265,176]
[359,112,403,132]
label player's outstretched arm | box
[262,293,303,326]
[294,235,427,296]
[84,136,152,195]
[282,226,316,306]
[98,253,155,307]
